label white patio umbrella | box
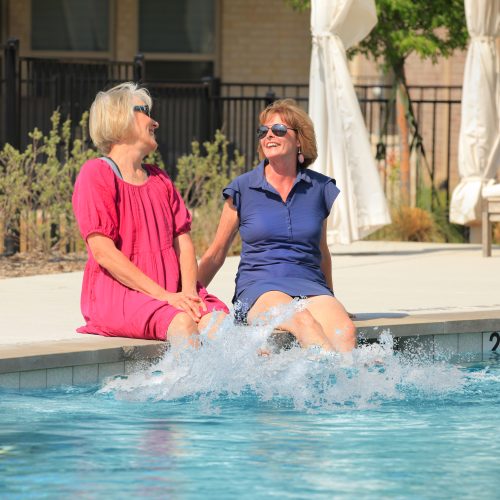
[449,0,500,226]
[308,0,390,244]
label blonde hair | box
[257,98,318,168]
[89,82,153,154]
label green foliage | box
[176,130,245,207]
[0,115,245,256]
[144,149,165,170]
[0,110,97,251]
[0,142,31,238]
[175,130,245,255]
[284,0,310,11]
[349,0,468,210]
[351,0,468,77]
[285,0,468,75]
[36,111,96,223]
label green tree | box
[350,1,467,73]
[287,0,467,72]
[285,0,468,205]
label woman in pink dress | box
[72,82,228,347]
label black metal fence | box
[1,39,462,206]
[354,84,462,208]
[214,82,462,209]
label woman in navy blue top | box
[198,99,356,352]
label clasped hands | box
[162,289,207,322]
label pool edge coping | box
[1,310,499,375]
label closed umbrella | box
[309,0,391,244]
[449,0,500,226]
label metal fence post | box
[202,76,221,141]
[265,90,276,106]
[133,53,144,83]
[3,38,20,149]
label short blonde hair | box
[89,82,153,154]
[257,98,318,168]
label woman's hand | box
[163,291,205,322]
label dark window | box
[139,0,215,54]
[31,0,109,51]
[145,61,214,82]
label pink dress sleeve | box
[165,175,192,237]
[72,159,119,241]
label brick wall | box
[5,0,469,89]
[405,50,467,87]
[7,0,30,54]
[115,0,138,61]
[220,0,311,83]
[349,49,467,87]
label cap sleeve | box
[168,179,192,237]
[72,159,119,241]
[323,178,340,216]
[222,178,241,213]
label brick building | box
[1,0,468,86]
[1,0,492,197]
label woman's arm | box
[319,219,333,291]
[174,232,200,296]
[87,233,203,321]
[198,198,239,286]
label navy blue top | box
[223,160,340,315]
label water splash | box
[100,302,468,411]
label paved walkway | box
[0,241,499,346]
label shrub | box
[494,222,500,244]
[367,205,446,242]
[0,110,97,252]
[416,184,466,243]
[389,206,443,242]
[175,130,246,256]
[0,115,245,257]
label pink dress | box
[72,158,228,340]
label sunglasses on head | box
[133,104,151,117]
[256,123,297,140]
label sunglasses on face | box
[256,123,298,140]
[133,104,151,117]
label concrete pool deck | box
[1,241,500,388]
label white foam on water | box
[99,301,469,411]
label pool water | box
[1,312,499,499]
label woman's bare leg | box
[198,311,227,339]
[166,312,200,348]
[248,291,334,351]
[305,296,356,352]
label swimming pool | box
[1,318,499,499]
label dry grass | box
[493,222,500,244]
[0,251,87,279]
[391,206,443,242]
[368,206,445,242]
